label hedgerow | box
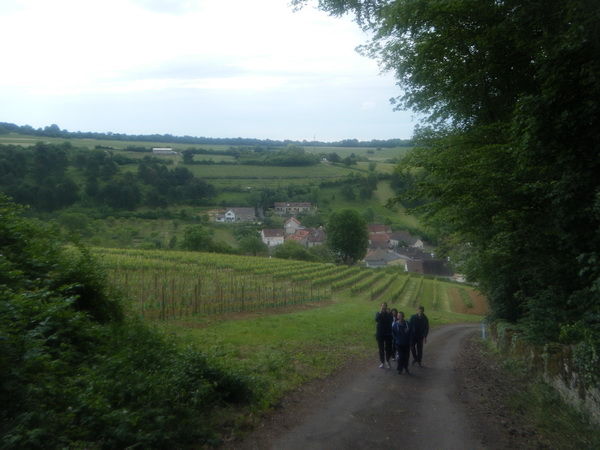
[0,194,257,448]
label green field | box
[94,246,486,414]
[96,247,486,321]
[0,133,233,151]
[1,131,425,248]
[184,162,357,179]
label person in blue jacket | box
[375,302,393,368]
[392,311,411,374]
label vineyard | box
[94,248,487,320]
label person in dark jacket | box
[409,306,429,367]
[390,308,398,361]
[375,302,393,369]
[392,311,411,374]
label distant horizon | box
[1,121,414,146]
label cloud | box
[0,0,417,140]
[130,0,199,15]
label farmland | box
[0,130,425,252]
[95,247,486,322]
[1,129,491,448]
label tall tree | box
[295,0,600,342]
[326,209,369,265]
[180,225,214,252]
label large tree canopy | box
[296,0,600,343]
[326,209,369,264]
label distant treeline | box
[0,122,413,148]
[0,142,216,212]
[0,142,388,214]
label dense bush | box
[0,194,257,448]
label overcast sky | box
[0,0,418,142]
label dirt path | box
[227,323,485,449]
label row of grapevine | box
[311,266,361,286]
[331,269,373,291]
[95,249,330,319]
[350,271,386,294]
[93,248,486,319]
[369,273,401,301]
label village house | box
[393,246,432,260]
[364,248,404,269]
[215,207,256,223]
[284,226,326,247]
[367,223,392,235]
[260,229,285,247]
[284,216,303,235]
[207,209,224,221]
[306,227,326,247]
[274,202,316,216]
[389,231,424,249]
[369,233,390,249]
[286,228,312,245]
[267,217,327,248]
[405,259,454,277]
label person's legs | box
[400,345,410,372]
[384,336,393,363]
[382,336,393,368]
[415,337,424,365]
[411,338,418,363]
[377,337,385,365]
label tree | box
[0,195,255,448]
[325,209,369,265]
[180,224,214,252]
[0,194,123,323]
[182,149,195,164]
[100,174,141,210]
[295,0,600,343]
[272,240,316,261]
[308,244,335,263]
[238,235,268,256]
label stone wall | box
[487,322,600,425]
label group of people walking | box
[375,302,429,374]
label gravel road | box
[228,323,484,450]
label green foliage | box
[272,240,318,262]
[238,235,269,256]
[235,144,320,166]
[180,224,214,251]
[0,196,257,448]
[299,0,600,343]
[560,322,600,387]
[326,208,369,265]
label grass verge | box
[472,338,600,449]
[158,292,483,443]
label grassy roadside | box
[157,291,483,440]
[462,337,600,449]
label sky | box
[0,0,419,142]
